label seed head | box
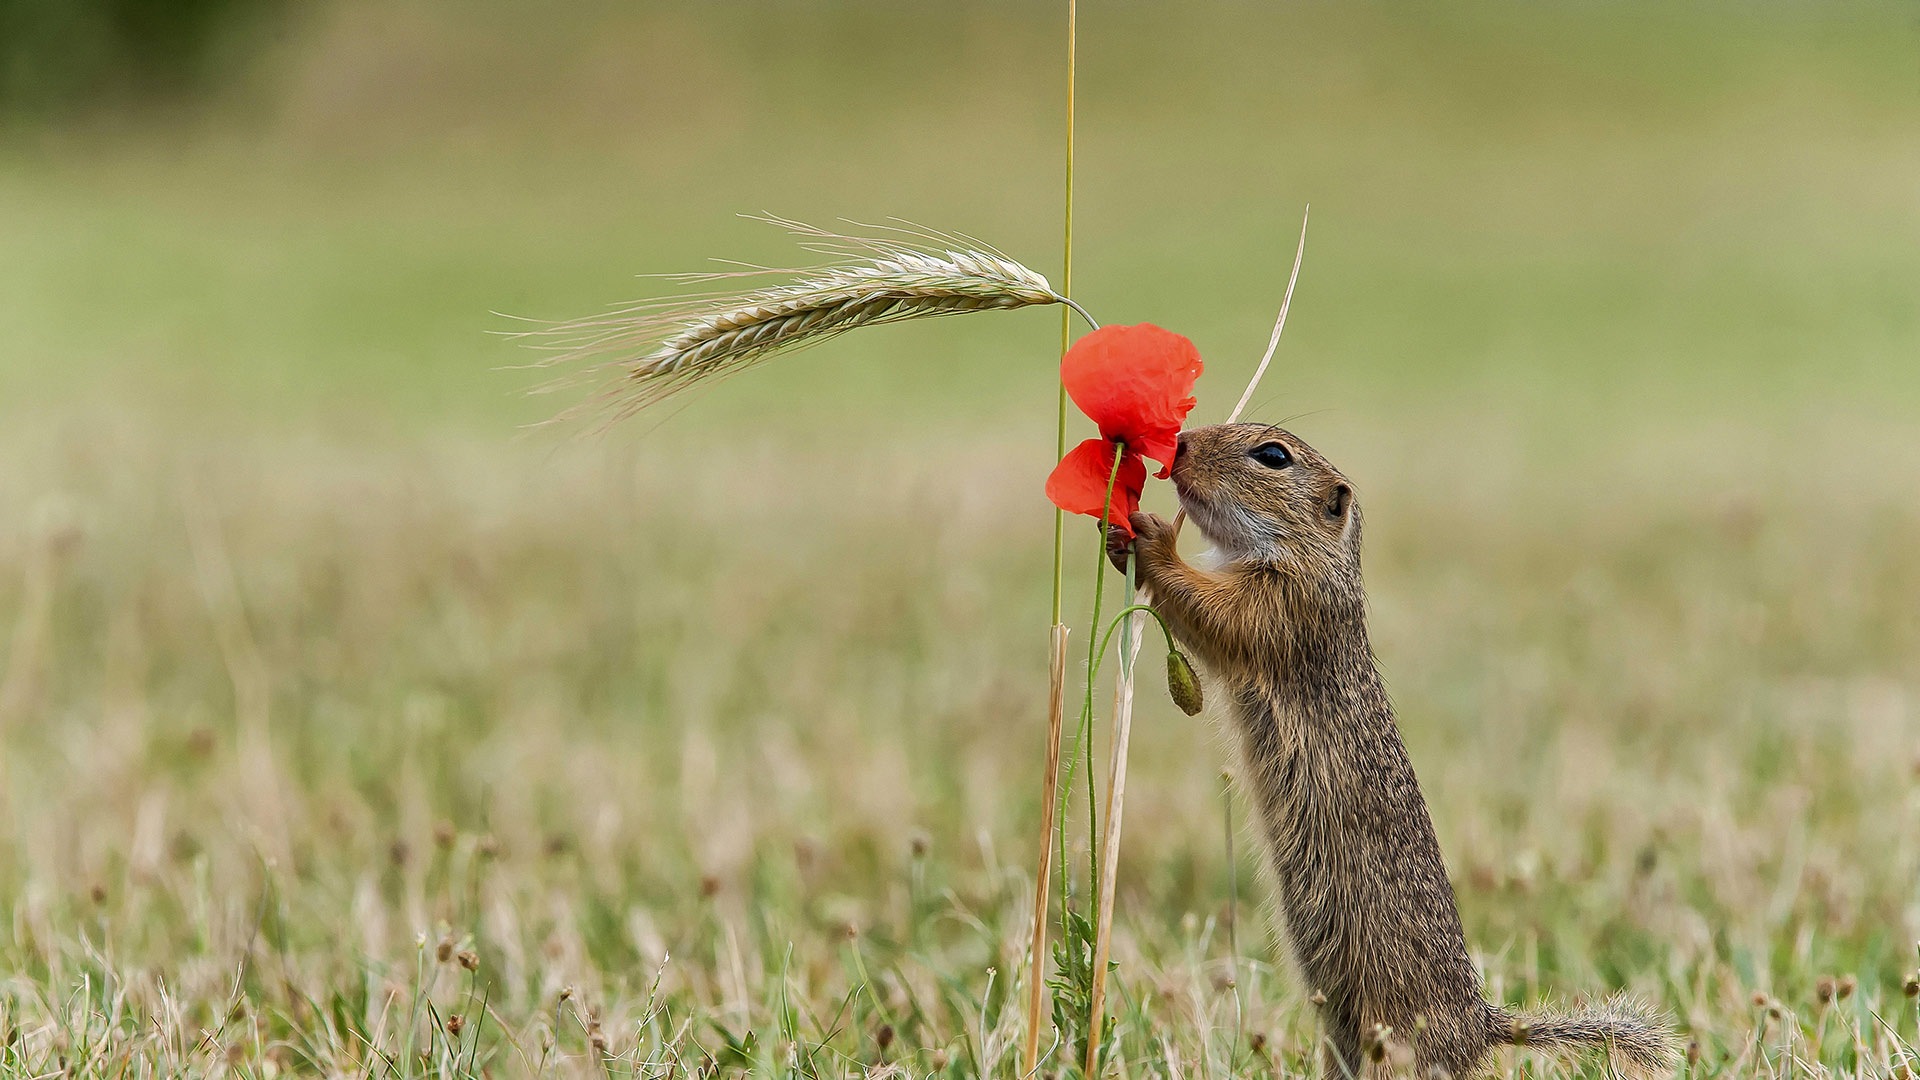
[435,937,454,964]
[874,1024,894,1052]
[1816,976,1836,1004]
[445,1014,464,1037]
[1838,974,1856,1000]
[433,821,456,849]
[1750,992,1769,1008]
[1905,974,1920,998]
[1249,1032,1268,1056]
[1686,1039,1702,1066]
[532,218,1072,425]
[457,950,479,972]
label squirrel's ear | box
[1323,483,1351,520]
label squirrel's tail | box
[1491,996,1680,1077]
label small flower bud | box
[1686,1039,1701,1066]
[1905,974,1920,998]
[1838,974,1856,1000]
[874,1024,894,1052]
[445,1014,464,1036]
[456,949,479,972]
[1166,650,1203,715]
[1816,976,1835,1004]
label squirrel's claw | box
[1106,524,1134,574]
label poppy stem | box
[1057,441,1124,946]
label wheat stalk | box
[516,217,1087,424]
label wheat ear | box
[515,217,1091,423]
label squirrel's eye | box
[1248,442,1293,469]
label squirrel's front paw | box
[1127,511,1177,551]
[1105,524,1135,574]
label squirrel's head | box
[1169,423,1361,574]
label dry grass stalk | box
[518,217,1075,424]
[1022,624,1071,1073]
[1084,609,1146,1077]
[1172,205,1311,537]
[1225,206,1310,425]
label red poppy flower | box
[1044,324,1203,534]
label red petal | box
[1045,439,1146,532]
[1061,324,1203,472]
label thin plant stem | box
[1068,444,1124,910]
[1022,624,1069,1077]
[1174,203,1310,540]
[1023,2,1077,1071]
[1225,773,1244,1070]
[1052,0,1078,627]
[1226,205,1310,425]
[1084,557,1142,1078]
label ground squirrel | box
[1111,422,1676,1079]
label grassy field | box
[1,2,1918,1076]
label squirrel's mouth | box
[1170,478,1226,545]
[1173,476,1267,561]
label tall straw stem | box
[1084,562,1143,1078]
[1024,0,1077,1073]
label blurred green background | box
[4,0,1914,450]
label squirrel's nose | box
[1174,433,1189,462]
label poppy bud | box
[1166,650,1203,715]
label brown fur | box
[1112,423,1677,1079]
